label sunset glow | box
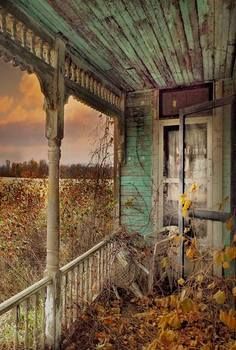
[0,62,104,164]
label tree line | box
[0,160,113,179]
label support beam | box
[179,112,185,278]
[188,209,231,222]
[113,93,125,227]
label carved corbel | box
[37,35,66,142]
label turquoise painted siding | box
[120,91,153,235]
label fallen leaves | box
[220,309,236,330]
[213,290,226,305]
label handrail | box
[0,232,119,348]
[60,231,117,274]
[0,275,51,316]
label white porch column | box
[43,35,66,350]
[46,137,61,272]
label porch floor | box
[61,289,235,350]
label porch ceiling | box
[6,0,236,91]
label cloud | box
[0,96,14,114]
[19,73,44,109]
[0,71,109,164]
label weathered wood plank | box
[179,0,203,81]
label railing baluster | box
[64,273,68,329]
[88,256,93,303]
[103,246,107,282]
[100,248,104,292]
[69,270,73,327]
[14,304,19,350]
[33,293,39,349]
[24,299,29,349]
[42,287,46,349]
[97,250,101,295]
[84,259,89,305]
[76,266,79,318]
[79,262,84,308]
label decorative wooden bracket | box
[0,4,123,118]
[44,36,66,141]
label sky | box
[0,61,106,165]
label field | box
[0,177,114,302]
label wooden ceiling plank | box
[81,0,146,88]
[106,0,164,87]
[76,1,144,89]
[127,0,179,86]
[50,0,139,90]
[170,0,195,83]
[150,0,186,84]
[224,0,236,78]
[180,0,204,82]
[120,0,168,86]
[214,0,223,79]
[12,0,113,72]
[142,0,183,86]
[67,0,139,90]
[197,0,211,81]
[93,0,156,87]
[159,0,192,85]
[218,0,231,79]
[206,0,214,81]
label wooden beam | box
[188,209,231,222]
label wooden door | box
[158,116,212,245]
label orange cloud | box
[0,69,111,164]
[0,96,14,114]
[19,73,44,109]
[0,73,44,125]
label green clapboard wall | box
[120,90,154,235]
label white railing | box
[0,233,117,349]
[60,235,116,331]
[0,276,51,349]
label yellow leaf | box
[161,257,169,269]
[225,246,236,261]
[180,298,194,313]
[226,216,234,231]
[196,274,204,283]
[213,251,224,266]
[190,183,198,192]
[182,208,188,217]
[179,193,187,205]
[213,290,226,305]
[183,199,192,210]
[186,238,198,260]
[232,287,236,297]
[168,312,181,329]
[223,261,230,269]
[159,314,170,330]
[159,330,177,345]
[220,309,236,330]
[178,278,185,286]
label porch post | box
[114,93,125,228]
[43,35,66,349]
